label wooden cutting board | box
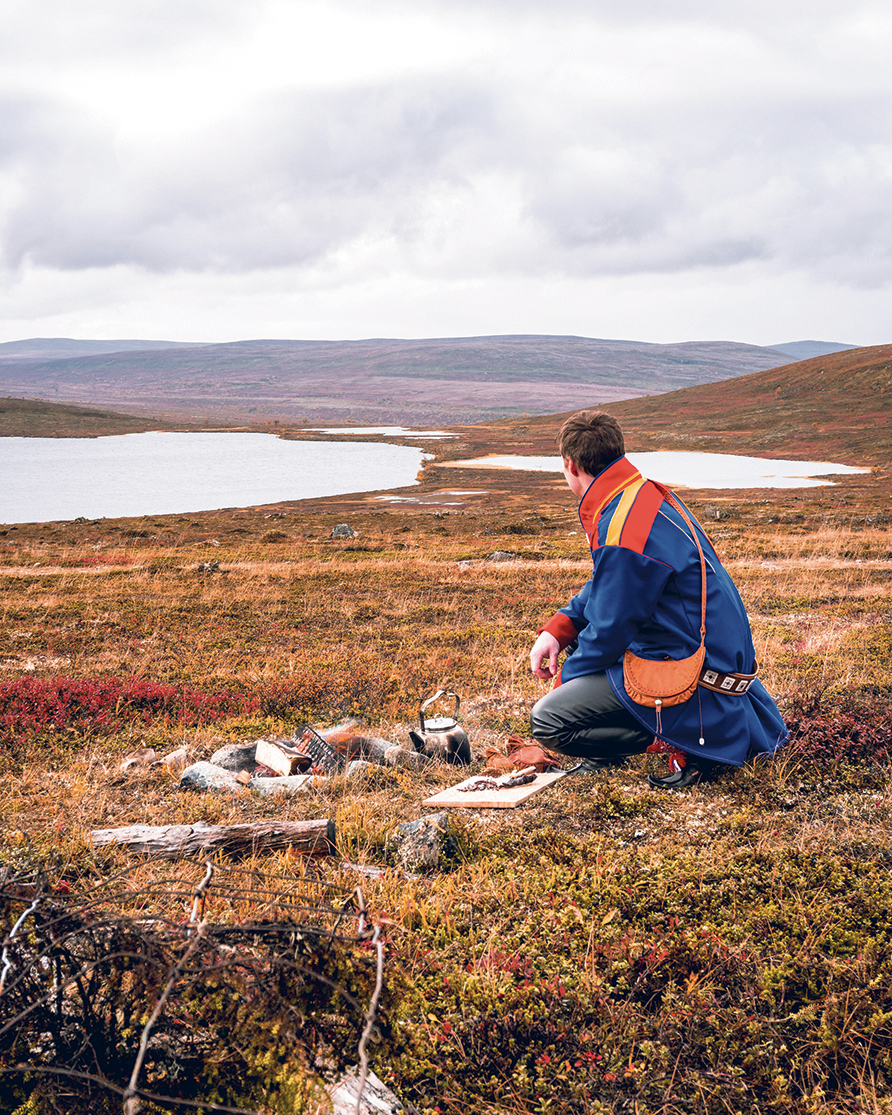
[422,770,566,809]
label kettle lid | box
[423,715,457,731]
[419,689,461,732]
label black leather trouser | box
[530,672,653,759]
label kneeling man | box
[529,410,787,787]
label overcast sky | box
[1,0,890,346]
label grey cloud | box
[0,80,497,273]
[512,77,892,283]
[0,9,890,292]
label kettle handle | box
[420,690,460,731]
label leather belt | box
[698,666,758,694]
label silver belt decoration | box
[698,666,758,695]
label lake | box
[0,432,431,524]
[446,451,869,489]
[304,425,455,438]
[1,434,871,525]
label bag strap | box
[651,481,707,648]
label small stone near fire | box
[346,759,376,779]
[209,742,258,772]
[179,762,245,794]
[120,748,157,771]
[248,773,317,797]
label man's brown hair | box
[558,410,625,477]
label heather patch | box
[0,505,890,1114]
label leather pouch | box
[622,645,705,708]
[622,482,707,711]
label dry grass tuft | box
[0,503,890,1113]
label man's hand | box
[529,631,561,679]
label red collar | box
[578,456,643,544]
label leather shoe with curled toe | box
[647,763,702,789]
[648,755,721,790]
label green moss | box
[374,837,892,1113]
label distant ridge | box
[0,334,796,426]
[601,343,891,468]
[767,340,858,361]
[0,337,204,362]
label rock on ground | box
[386,811,457,873]
[346,759,377,778]
[248,773,316,797]
[328,1068,403,1115]
[179,762,244,793]
[209,742,257,772]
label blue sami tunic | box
[541,456,788,766]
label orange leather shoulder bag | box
[622,484,706,710]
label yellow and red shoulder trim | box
[603,477,664,554]
[578,457,664,555]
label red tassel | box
[645,737,687,773]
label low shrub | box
[0,676,257,744]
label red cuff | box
[538,613,579,650]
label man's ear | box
[564,457,580,478]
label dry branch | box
[91,818,335,857]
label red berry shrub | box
[0,676,257,742]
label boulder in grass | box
[328,1068,403,1115]
[248,773,317,797]
[179,762,244,793]
[386,811,457,873]
[158,746,189,772]
[345,759,377,779]
[330,523,357,539]
[120,748,157,771]
[209,742,257,773]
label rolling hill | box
[0,334,797,425]
[405,344,890,517]
[0,338,200,362]
[604,342,892,471]
[0,397,182,438]
[435,343,889,467]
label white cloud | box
[0,0,890,343]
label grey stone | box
[120,747,157,771]
[328,1068,403,1115]
[386,811,457,873]
[157,746,189,772]
[330,523,357,539]
[486,551,518,562]
[345,759,376,778]
[383,744,433,770]
[248,773,316,797]
[209,742,257,772]
[179,762,244,793]
[346,735,433,769]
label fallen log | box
[91,818,335,857]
